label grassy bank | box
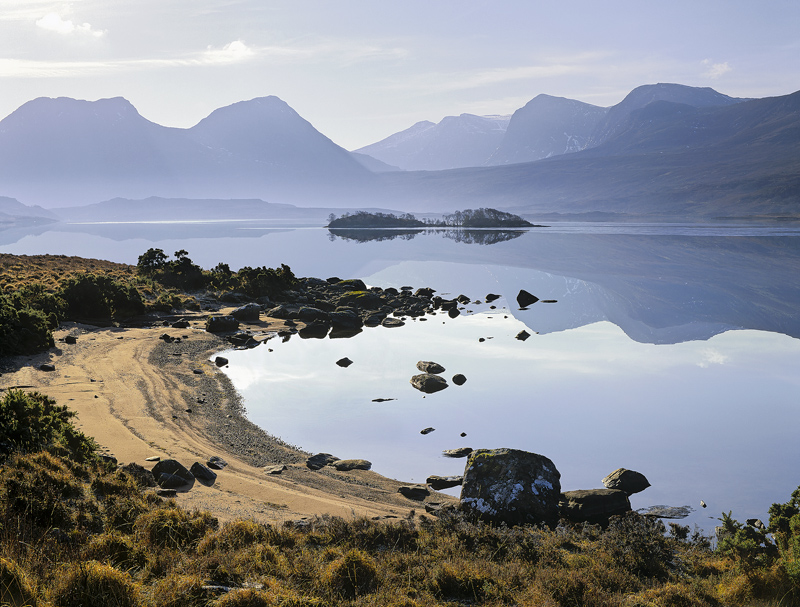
[0,389,798,606]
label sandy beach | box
[0,311,455,524]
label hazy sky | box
[0,0,797,149]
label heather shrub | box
[49,561,140,607]
[321,548,378,598]
[134,506,218,551]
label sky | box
[0,0,798,150]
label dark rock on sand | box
[152,459,195,491]
[206,315,239,333]
[560,489,632,525]
[398,486,430,501]
[230,303,261,321]
[517,290,539,308]
[331,459,372,471]
[410,373,448,393]
[190,462,217,487]
[263,465,287,475]
[452,374,467,386]
[64,335,78,344]
[306,453,340,470]
[172,319,191,329]
[207,456,228,470]
[417,361,445,374]
[426,475,464,490]
[39,363,55,372]
[461,448,562,527]
[602,468,651,496]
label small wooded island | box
[327,207,539,228]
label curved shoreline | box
[0,313,455,523]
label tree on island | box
[327,208,534,229]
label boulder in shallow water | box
[442,447,473,458]
[560,489,631,525]
[460,448,562,527]
[601,468,651,496]
[515,330,531,341]
[417,361,445,374]
[452,374,467,386]
[410,373,448,393]
[517,289,539,308]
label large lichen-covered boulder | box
[559,489,631,525]
[601,468,651,496]
[460,448,561,527]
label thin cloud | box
[35,12,105,37]
[702,59,732,79]
[202,40,254,64]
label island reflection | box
[327,227,526,245]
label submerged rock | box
[460,448,562,527]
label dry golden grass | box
[0,253,135,293]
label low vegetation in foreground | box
[1,389,800,606]
[0,251,297,357]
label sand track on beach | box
[1,315,454,524]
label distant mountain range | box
[0,84,797,220]
[355,114,510,171]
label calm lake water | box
[4,219,800,532]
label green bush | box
[0,390,97,462]
[0,295,53,356]
[58,273,144,319]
